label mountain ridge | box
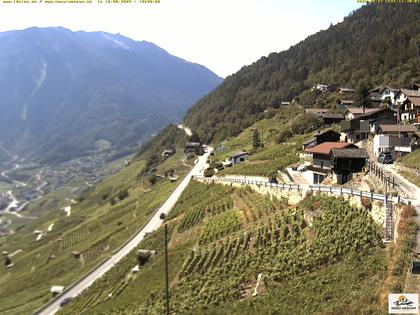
[0,27,222,164]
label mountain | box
[0,27,222,163]
[184,4,420,143]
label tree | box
[356,81,370,107]
[252,129,262,151]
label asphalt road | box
[37,148,212,315]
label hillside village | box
[199,83,420,188]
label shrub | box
[148,174,157,185]
[277,129,292,143]
[110,198,118,206]
[118,189,129,201]
[204,168,215,177]
[360,197,372,210]
[290,113,323,135]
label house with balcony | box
[379,86,399,105]
[396,95,420,123]
[395,88,420,105]
[374,124,418,156]
[302,129,341,150]
[304,142,355,184]
[330,148,369,184]
[304,142,367,184]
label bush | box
[204,168,215,177]
[118,189,129,201]
[290,113,323,135]
[277,129,292,143]
[360,197,372,210]
[148,174,157,185]
[110,198,118,206]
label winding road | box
[36,147,212,315]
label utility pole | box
[164,224,170,315]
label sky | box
[0,0,362,78]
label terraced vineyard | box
[58,181,385,315]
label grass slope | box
[0,148,191,314]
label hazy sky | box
[0,0,362,77]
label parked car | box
[159,213,167,220]
[378,151,394,164]
[268,176,278,184]
[60,297,73,307]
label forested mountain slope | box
[184,4,420,143]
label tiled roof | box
[304,142,353,155]
[331,148,368,159]
[346,107,383,115]
[379,124,417,133]
[229,151,248,158]
[400,89,420,97]
[407,96,420,106]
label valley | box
[0,3,419,315]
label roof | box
[399,88,420,98]
[322,113,345,119]
[316,129,341,136]
[331,148,368,159]
[305,142,353,155]
[229,151,248,158]
[303,137,317,145]
[407,96,420,106]
[346,107,383,116]
[186,142,201,146]
[305,108,329,114]
[379,85,398,93]
[368,86,381,93]
[379,124,417,133]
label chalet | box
[396,95,420,123]
[344,107,387,120]
[302,129,341,150]
[377,124,418,137]
[342,108,396,142]
[185,142,202,154]
[228,151,249,165]
[395,88,420,104]
[368,87,382,102]
[379,86,399,104]
[341,119,370,143]
[374,125,418,155]
[330,148,368,184]
[304,142,356,184]
[322,113,345,125]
